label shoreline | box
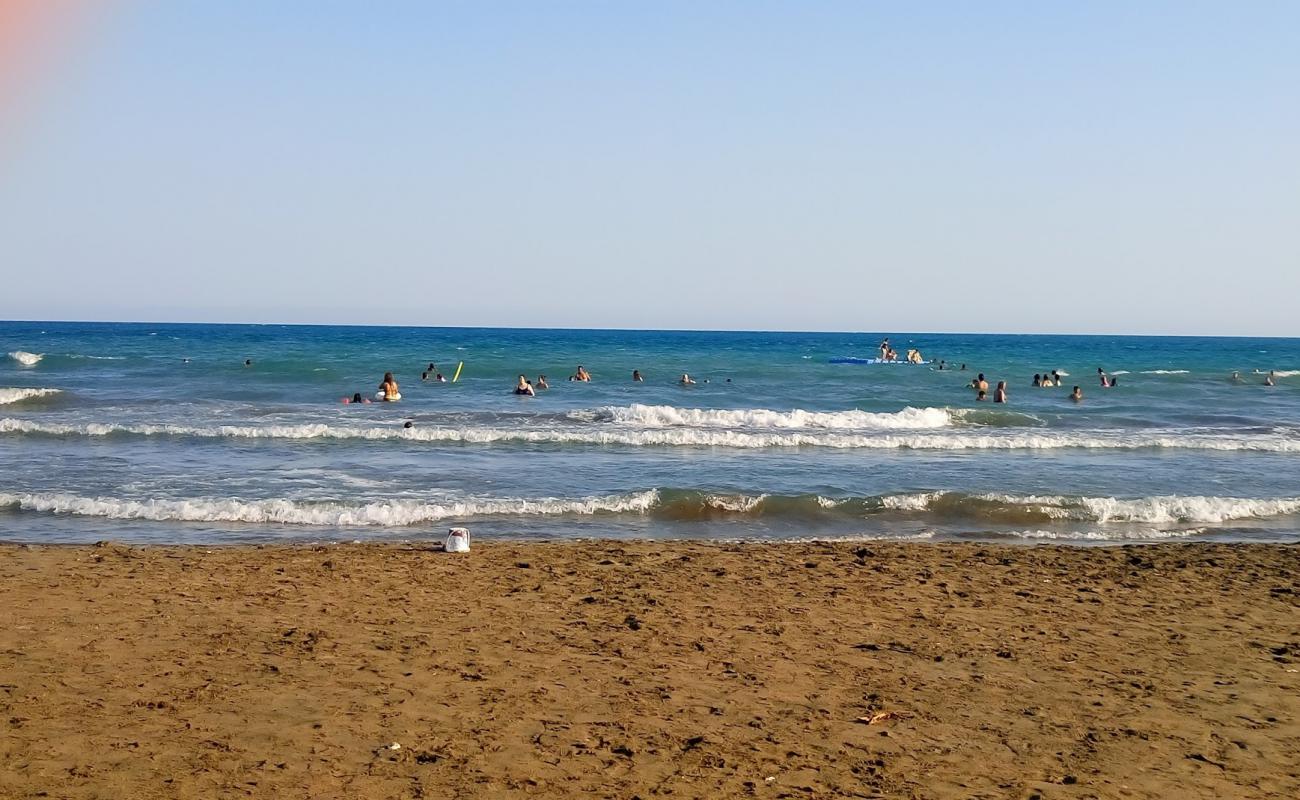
[3,540,1298,798]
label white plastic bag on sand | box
[445,527,471,553]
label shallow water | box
[3,322,1298,544]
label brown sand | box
[1,540,1298,799]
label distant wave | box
[3,417,1298,452]
[2,488,1295,529]
[0,388,61,406]
[7,351,43,366]
[1260,370,1299,378]
[569,403,956,430]
[63,353,126,361]
[1141,369,1191,375]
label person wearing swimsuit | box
[379,372,400,401]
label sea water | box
[2,321,1298,545]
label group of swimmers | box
[877,339,926,364]
[967,370,1088,404]
[339,354,1285,407]
[1233,370,1280,386]
[511,367,728,394]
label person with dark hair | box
[1032,374,1042,387]
[632,370,644,382]
[994,381,1008,403]
[1070,386,1083,402]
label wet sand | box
[1,540,1298,799]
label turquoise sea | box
[2,321,1298,545]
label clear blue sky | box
[1,1,1296,334]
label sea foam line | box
[2,417,1299,452]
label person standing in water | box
[994,381,1008,403]
[632,370,644,382]
[514,375,535,396]
[536,375,549,389]
[1265,371,1276,386]
[378,372,400,401]
[679,373,696,385]
[1070,386,1083,402]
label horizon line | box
[2,317,1297,340]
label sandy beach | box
[1,540,1297,799]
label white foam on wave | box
[1140,370,1190,374]
[4,417,1300,452]
[0,388,60,405]
[0,490,661,526]
[880,492,942,511]
[1108,370,1130,375]
[8,351,43,366]
[892,491,1300,524]
[1261,370,1299,378]
[571,403,955,430]
[705,493,768,512]
[1009,528,1204,541]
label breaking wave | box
[0,490,660,526]
[7,351,43,366]
[3,417,1298,452]
[0,388,60,405]
[3,489,1297,529]
[569,403,956,430]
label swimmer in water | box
[976,389,987,401]
[244,359,252,367]
[960,364,967,371]
[427,363,437,373]
[1032,374,1041,387]
[1070,386,1083,402]
[632,370,643,382]
[378,371,400,401]
[572,366,591,382]
[1099,374,1111,388]
[971,373,988,393]
[1230,371,1242,383]
[421,372,429,381]
[1265,371,1276,386]
[937,360,946,370]
[436,373,446,382]
[514,375,535,396]
[1052,370,1062,385]
[679,373,696,385]
[994,381,1007,403]
[537,375,549,389]
[344,392,370,405]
